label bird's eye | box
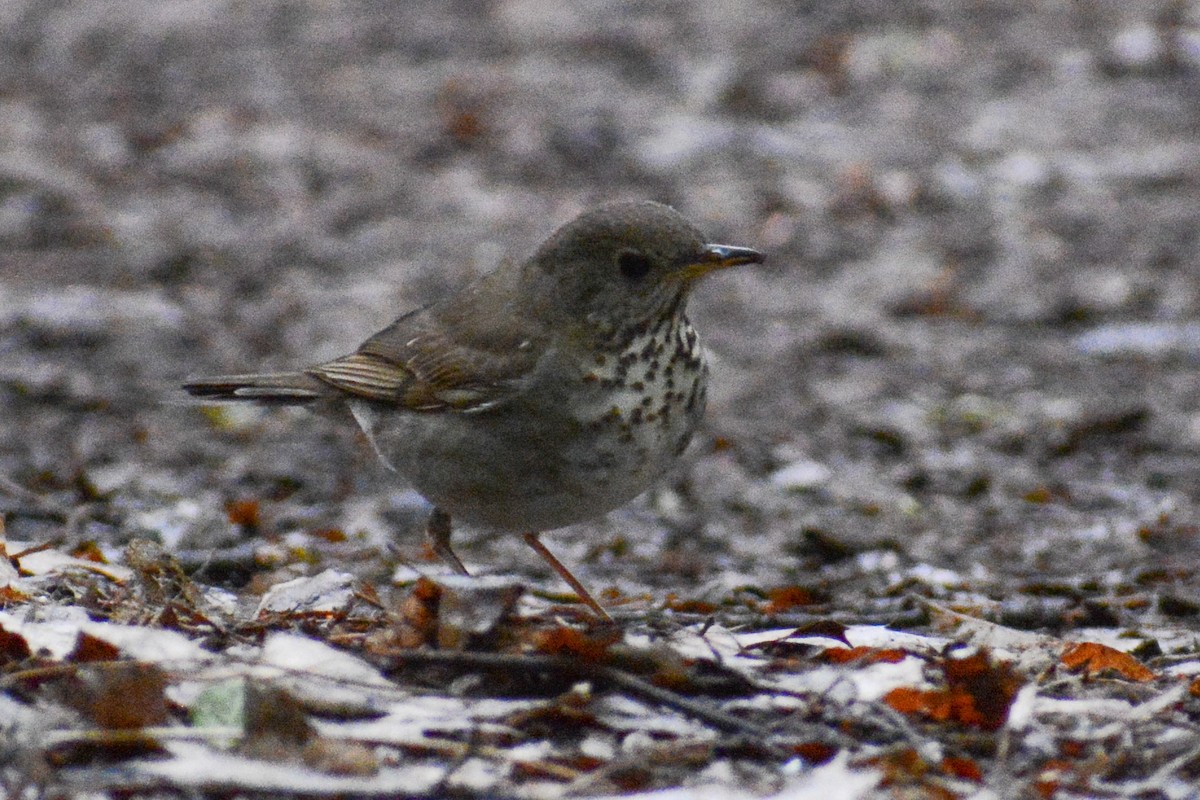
[616,250,652,281]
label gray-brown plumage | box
[184,201,763,619]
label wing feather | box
[308,272,547,413]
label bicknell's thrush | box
[183,201,763,620]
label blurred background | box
[2,1,1199,609]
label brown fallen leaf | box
[69,662,169,729]
[225,497,262,530]
[822,646,908,665]
[532,624,622,662]
[942,755,983,782]
[1061,642,1155,682]
[883,648,1022,731]
[0,626,32,665]
[764,585,818,613]
[67,633,121,663]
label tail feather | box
[182,371,330,405]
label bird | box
[183,201,763,620]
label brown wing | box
[307,271,548,413]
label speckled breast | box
[568,315,709,490]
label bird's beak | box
[674,243,764,282]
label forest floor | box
[2,1,1200,797]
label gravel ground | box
[2,1,1200,796]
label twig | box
[663,607,929,629]
[370,649,774,740]
[10,540,60,560]
[0,506,68,523]
[0,475,44,503]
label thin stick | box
[373,649,771,740]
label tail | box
[181,371,331,405]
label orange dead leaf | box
[388,577,442,647]
[310,528,347,543]
[1059,740,1086,758]
[532,626,621,662]
[942,755,983,782]
[569,754,606,772]
[765,585,816,613]
[823,646,907,665]
[884,687,942,717]
[662,597,718,615]
[410,576,442,603]
[884,648,1022,731]
[0,627,32,665]
[0,585,30,604]
[943,649,1023,729]
[69,632,121,663]
[226,498,261,529]
[882,685,978,726]
[69,540,108,563]
[793,741,838,764]
[1061,642,1155,682]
